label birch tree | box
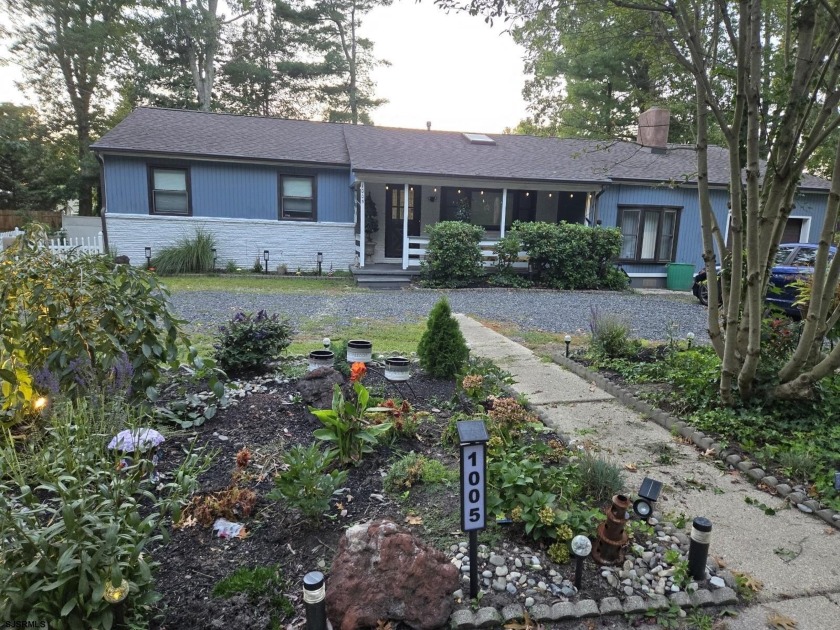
[436,0,840,404]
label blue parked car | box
[692,243,837,317]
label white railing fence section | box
[1,227,104,255]
[406,236,528,269]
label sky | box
[0,1,530,134]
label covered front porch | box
[353,175,601,270]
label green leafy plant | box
[420,221,485,288]
[213,310,293,376]
[269,444,348,521]
[417,297,470,379]
[383,452,456,493]
[547,542,570,564]
[311,382,392,464]
[0,399,208,628]
[151,227,217,275]
[0,225,196,430]
[213,565,294,622]
[225,260,238,273]
[490,233,533,288]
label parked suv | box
[692,243,837,317]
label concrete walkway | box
[455,314,840,630]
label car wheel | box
[697,281,709,306]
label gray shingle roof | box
[92,107,831,190]
[91,107,350,165]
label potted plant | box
[364,194,379,259]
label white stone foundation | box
[105,213,357,272]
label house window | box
[440,187,513,230]
[618,207,679,262]
[279,175,315,220]
[150,167,190,215]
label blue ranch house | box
[92,107,832,287]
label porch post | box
[500,188,508,237]
[359,181,365,267]
[402,183,409,270]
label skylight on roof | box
[462,133,496,146]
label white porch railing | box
[406,236,529,269]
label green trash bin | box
[666,263,695,291]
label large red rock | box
[326,520,459,630]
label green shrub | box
[0,399,208,628]
[383,452,456,493]
[214,310,293,376]
[417,297,470,379]
[331,339,351,377]
[512,221,626,289]
[151,227,217,275]
[213,565,294,621]
[420,221,485,288]
[588,306,641,359]
[269,444,347,521]
[0,226,196,428]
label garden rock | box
[326,520,458,630]
[297,367,344,409]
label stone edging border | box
[547,352,840,531]
[450,587,739,629]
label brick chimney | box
[637,107,670,151]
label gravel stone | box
[690,589,715,607]
[524,597,535,607]
[623,595,647,614]
[711,587,738,605]
[575,600,600,617]
[502,604,524,623]
[489,554,506,567]
[172,289,712,343]
[550,602,576,620]
[450,609,474,629]
[495,566,509,577]
[530,604,552,621]
[600,597,623,615]
[709,576,726,588]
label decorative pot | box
[308,350,335,371]
[384,357,411,382]
[347,339,373,363]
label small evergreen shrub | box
[420,221,485,288]
[417,297,470,379]
[151,227,217,275]
[214,310,293,376]
[269,444,348,521]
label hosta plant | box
[312,383,392,464]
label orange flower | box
[350,362,367,382]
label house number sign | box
[456,420,489,599]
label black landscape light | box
[145,246,152,269]
[317,251,323,276]
[564,334,572,358]
[570,535,592,589]
[686,331,695,349]
[211,247,217,270]
[263,249,269,274]
[633,477,663,521]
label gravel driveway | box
[171,288,710,342]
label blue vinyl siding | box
[791,192,829,240]
[103,155,353,223]
[598,184,731,274]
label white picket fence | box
[0,227,104,255]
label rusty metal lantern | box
[592,494,631,565]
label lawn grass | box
[185,317,427,361]
[161,274,357,294]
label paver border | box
[545,351,840,531]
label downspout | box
[591,185,607,226]
[95,152,110,255]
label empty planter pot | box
[347,339,373,363]
[384,357,411,382]
[308,350,335,371]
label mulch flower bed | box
[148,363,624,629]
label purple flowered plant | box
[32,366,61,397]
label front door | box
[385,184,421,258]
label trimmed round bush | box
[420,221,485,288]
